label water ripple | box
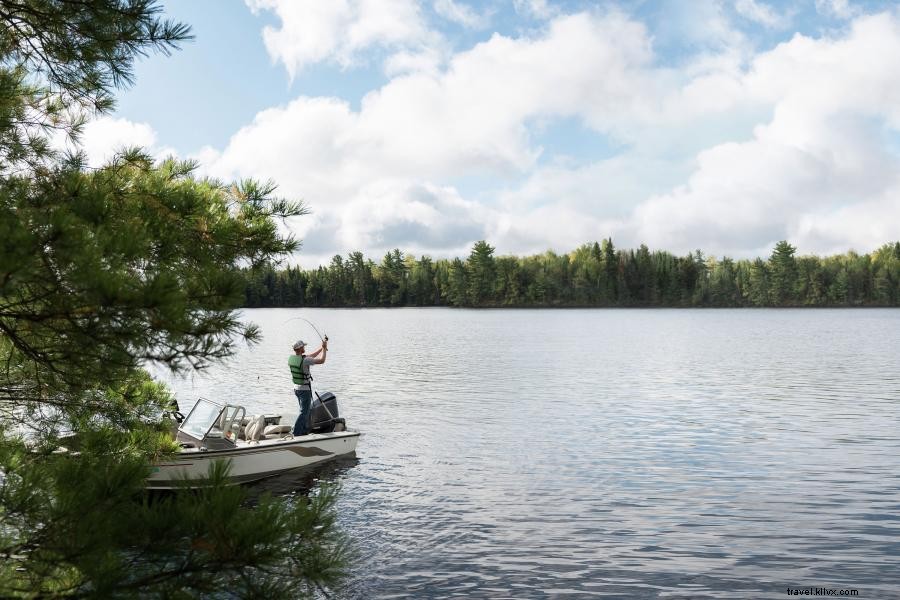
[159,308,900,598]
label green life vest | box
[288,354,311,386]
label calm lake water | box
[160,308,900,599]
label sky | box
[81,0,900,267]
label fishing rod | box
[282,316,328,343]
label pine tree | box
[467,240,496,305]
[447,258,469,306]
[1,2,348,596]
[769,240,798,305]
[748,258,771,306]
[377,249,407,306]
[601,238,618,303]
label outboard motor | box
[310,392,346,433]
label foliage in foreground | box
[0,447,349,598]
[1,1,348,597]
[244,239,900,308]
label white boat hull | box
[147,431,360,489]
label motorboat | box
[147,392,359,490]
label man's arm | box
[308,341,327,364]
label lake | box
[159,308,900,599]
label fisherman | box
[288,338,327,436]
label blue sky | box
[88,0,900,266]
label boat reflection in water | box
[246,454,361,498]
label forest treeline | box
[243,240,900,308]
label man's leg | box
[293,389,312,435]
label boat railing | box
[219,405,246,443]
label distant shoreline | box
[242,240,900,310]
[240,304,900,310]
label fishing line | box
[282,316,328,342]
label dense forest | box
[243,240,900,308]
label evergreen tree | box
[408,255,436,306]
[677,253,698,305]
[347,251,374,306]
[1,2,348,596]
[494,256,524,305]
[873,243,900,305]
[828,266,850,304]
[241,242,900,309]
[795,256,826,306]
[601,238,618,303]
[447,258,469,306]
[377,249,407,306]
[748,258,771,306]
[708,256,737,306]
[325,255,350,305]
[467,240,496,305]
[691,250,710,305]
[633,244,657,304]
[769,240,798,305]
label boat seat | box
[243,414,267,442]
[264,424,291,436]
[236,418,290,442]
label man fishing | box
[288,338,327,436]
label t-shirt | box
[288,354,312,391]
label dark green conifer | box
[769,240,798,305]
[1,2,348,597]
[467,240,496,305]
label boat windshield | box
[179,398,224,441]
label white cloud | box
[512,0,557,20]
[815,0,859,20]
[201,11,694,260]
[198,8,900,263]
[629,13,900,256]
[209,12,658,182]
[433,0,490,29]
[246,0,434,76]
[199,96,361,199]
[793,189,900,254]
[356,12,657,173]
[493,203,623,258]
[337,180,494,253]
[652,0,750,57]
[383,46,445,76]
[56,117,176,167]
[734,0,787,29]
[474,11,900,257]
